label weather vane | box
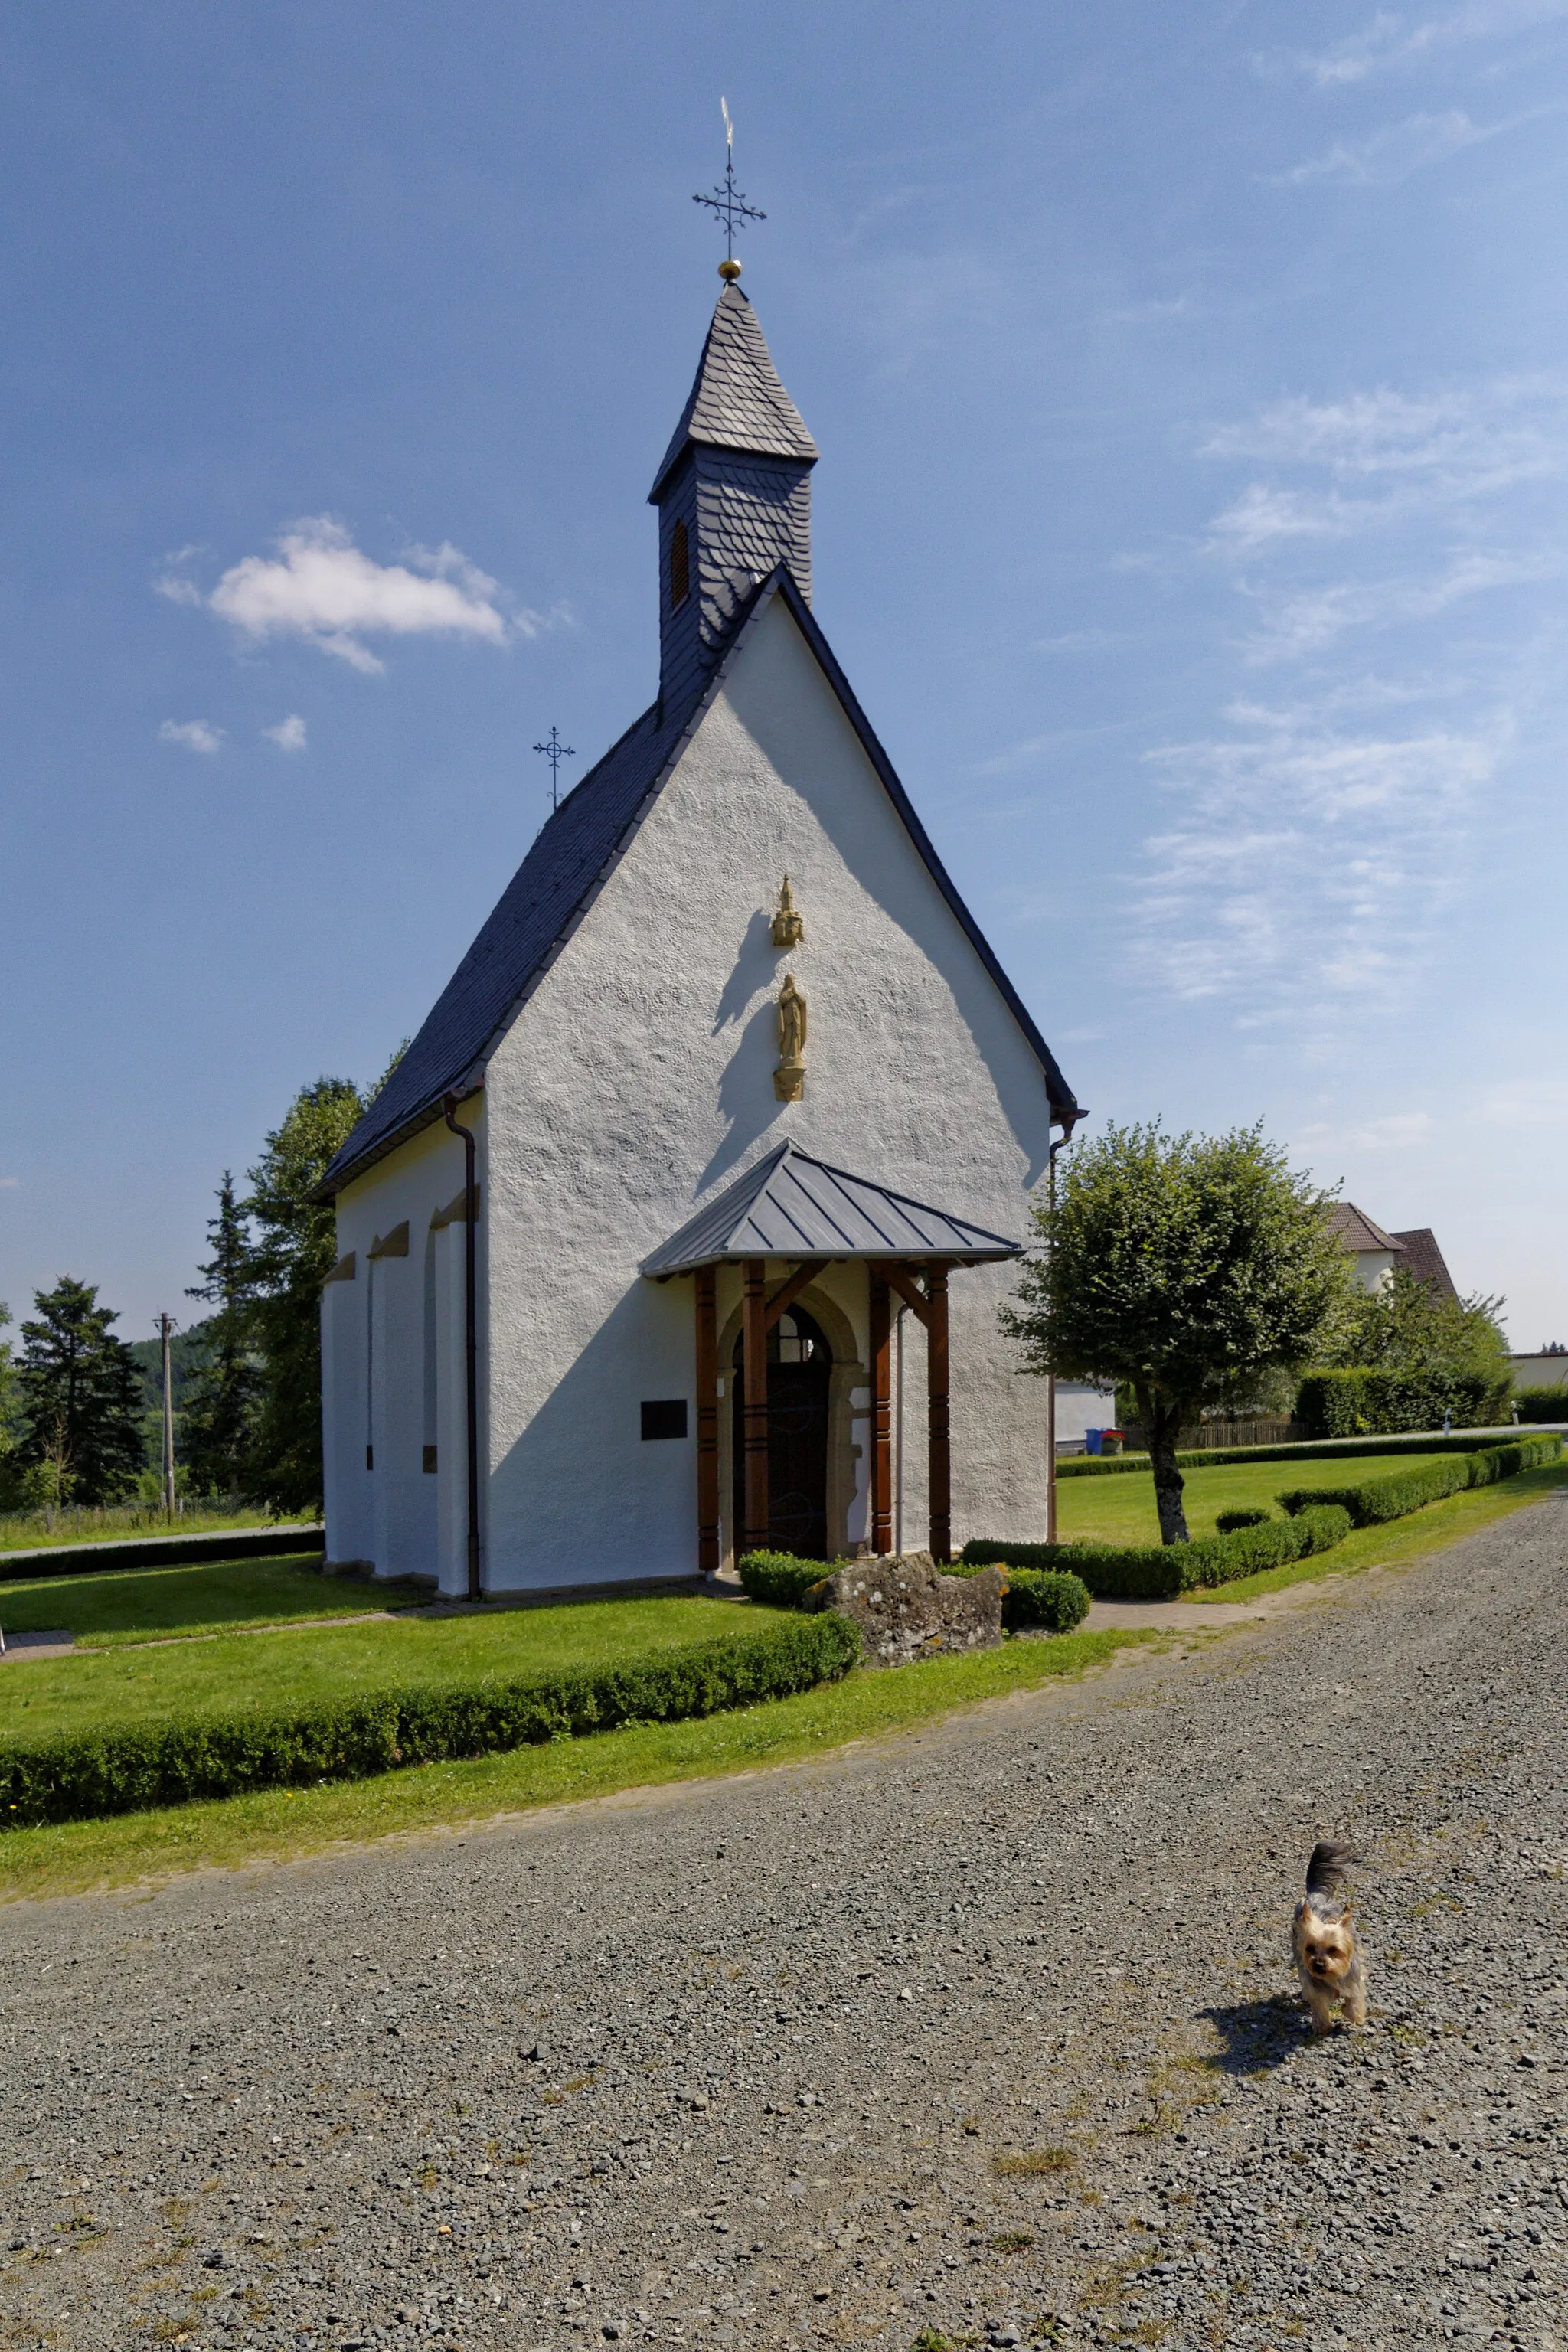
[693,97,765,280]
[533,724,576,812]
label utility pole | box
[156,1313,177,1518]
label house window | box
[423,1444,438,1474]
[641,1399,688,1441]
[669,518,690,609]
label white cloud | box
[153,573,204,608]
[1134,708,1498,1010]
[159,718,224,754]
[1032,629,1126,653]
[1275,1,1568,87]
[1476,1077,1568,1129]
[1279,107,1508,185]
[201,518,511,672]
[1298,1111,1438,1149]
[263,714,308,752]
[0,1175,18,1190]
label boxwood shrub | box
[1278,1434,1560,1527]
[737,1550,834,1609]
[961,1504,1352,1599]
[740,1548,1093,1635]
[1215,1507,1271,1532]
[0,1613,861,1831]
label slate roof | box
[1325,1202,1404,1256]
[650,283,818,501]
[318,691,704,1194]
[1390,1227,1459,1302]
[641,1142,1023,1276]
[318,567,1081,1197]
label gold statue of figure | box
[770,874,805,949]
[774,973,808,1101]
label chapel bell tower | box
[649,272,818,711]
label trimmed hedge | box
[942,1560,1093,1632]
[1278,1434,1561,1527]
[1059,1429,1524,1480]
[962,1505,1352,1600]
[737,1550,833,1609]
[1514,1386,1568,1423]
[0,1614,861,1831]
[1216,1507,1271,1532]
[1296,1368,1511,1440]
[1002,1567,1092,1632]
[739,1548,1093,1635]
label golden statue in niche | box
[770,874,805,949]
[774,972,808,1101]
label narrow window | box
[669,518,690,609]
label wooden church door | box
[731,1306,833,1559]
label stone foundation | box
[817,1550,1004,1668]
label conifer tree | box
[181,1172,262,1502]
[17,1276,148,1503]
[243,1078,367,1511]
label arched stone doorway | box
[730,1305,833,1558]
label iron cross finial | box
[693,96,765,279]
[533,725,576,812]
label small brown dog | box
[1292,1841,1367,2035]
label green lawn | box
[0,1505,318,1553]
[0,1592,793,1748]
[0,1621,1146,1904]
[1055,1448,1459,1544]
[0,1555,415,1649]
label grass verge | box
[0,1625,1142,1904]
[0,1594,785,1745]
[1184,1457,1568,1604]
[1057,1449,1460,1545]
[0,1556,422,1648]
[0,1507,318,1555]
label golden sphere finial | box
[717,256,743,282]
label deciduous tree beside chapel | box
[316,266,1082,1595]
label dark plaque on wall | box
[641,1399,689,1441]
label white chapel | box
[317,262,1083,1597]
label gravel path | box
[2,1493,1565,2352]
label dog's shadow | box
[1200,1994,1312,2074]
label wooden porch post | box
[870,1269,893,1557]
[695,1267,720,1576]
[927,1263,951,1563]
[742,1259,769,1555]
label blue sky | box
[3,0,1566,1349]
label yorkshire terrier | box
[1292,1841,1367,2035]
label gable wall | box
[324,1113,481,1592]
[482,595,1057,1586]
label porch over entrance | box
[642,1142,1023,1569]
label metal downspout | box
[443,1093,483,1602]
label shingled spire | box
[650,281,818,710]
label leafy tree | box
[16,1276,149,1503]
[181,1174,263,1501]
[1325,1266,1508,1379]
[242,1080,368,1513]
[1003,1122,1353,1544]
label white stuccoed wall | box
[325,1116,480,1591]
[481,593,1059,1587]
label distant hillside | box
[126,1320,213,1413]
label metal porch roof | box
[640,1142,1024,1277]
